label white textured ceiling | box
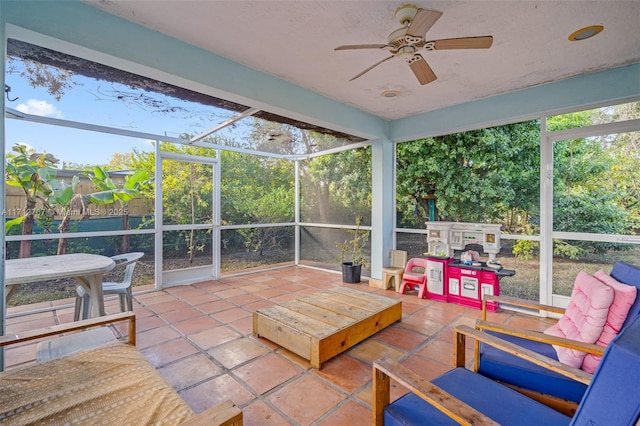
[85,0,640,121]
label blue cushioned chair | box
[476,261,640,414]
[374,315,640,425]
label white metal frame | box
[3,107,367,287]
[545,115,640,308]
[157,150,218,288]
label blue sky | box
[4,63,237,167]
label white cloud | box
[15,99,63,118]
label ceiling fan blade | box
[335,44,388,51]
[406,8,443,40]
[349,55,395,81]
[407,54,437,85]
[424,36,494,50]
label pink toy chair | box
[398,258,428,298]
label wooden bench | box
[0,312,242,425]
[253,286,402,368]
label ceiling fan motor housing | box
[388,27,418,55]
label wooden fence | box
[4,170,152,220]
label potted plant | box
[336,215,370,283]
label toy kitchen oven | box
[424,222,515,311]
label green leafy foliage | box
[129,142,214,261]
[48,176,79,207]
[86,167,149,205]
[550,107,635,255]
[48,176,86,255]
[301,147,371,224]
[396,121,540,229]
[84,165,150,253]
[5,144,58,202]
[5,144,59,257]
[512,239,538,260]
[397,109,638,261]
[221,149,294,256]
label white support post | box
[154,140,163,290]
[0,20,7,370]
[213,149,221,279]
[539,117,554,306]
[370,138,395,280]
[294,160,300,265]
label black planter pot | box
[341,262,362,283]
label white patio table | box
[5,253,115,318]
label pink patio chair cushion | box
[544,271,614,368]
[581,270,637,373]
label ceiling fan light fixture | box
[569,25,603,41]
[381,90,399,98]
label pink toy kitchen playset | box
[423,222,515,311]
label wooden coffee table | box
[253,286,402,368]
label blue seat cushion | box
[384,367,571,426]
[572,315,640,425]
[477,262,639,404]
[478,331,588,402]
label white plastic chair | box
[74,252,144,321]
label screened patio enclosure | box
[2,0,640,334]
[3,37,377,290]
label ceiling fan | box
[335,4,493,85]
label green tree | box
[5,144,58,258]
[47,176,88,255]
[107,152,135,171]
[129,141,215,263]
[301,147,371,224]
[590,103,640,234]
[247,120,368,226]
[221,150,294,256]
[522,107,634,258]
[396,121,540,230]
[129,136,296,261]
[85,166,150,254]
[552,128,629,256]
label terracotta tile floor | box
[4,266,555,425]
